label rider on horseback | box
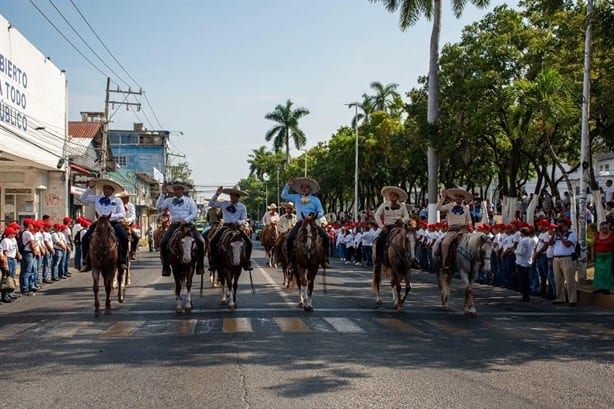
[281,177,331,268]
[157,181,206,277]
[373,186,410,268]
[262,203,280,226]
[278,202,297,233]
[437,188,472,272]
[208,185,253,271]
[116,191,139,261]
[79,178,129,273]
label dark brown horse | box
[261,223,279,267]
[372,226,412,312]
[167,223,197,313]
[153,219,169,252]
[113,222,133,289]
[274,230,292,287]
[214,226,249,309]
[204,223,223,289]
[90,214,121,316]
[292,216,325,312]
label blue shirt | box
[281,184,324,221]
[156,194,198,223]
[209,194,247,225]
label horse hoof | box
[228,304,236,310]
[298,302,304,308]
[126,278,131,286]
[397,305,404,313]
[184,307,192,313]
[376,299,383,305]
[118,297,124,304]
[104,310,111,315]
[175,308,183,314]
[220,300,227,305]
[303,305,313,312]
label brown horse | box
[274,230,292,287]
[372,226,412,312]
[90,215,122,316]
[205,223,223,289]
[261,223,279,267]
[214,226,249,309]
[153,219,170,252]
[292,216,326,312]
[113,222,133,289]
[167,223,197,313]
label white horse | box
[437,232,493,317]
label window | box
[115,156,127,167]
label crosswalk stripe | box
[324,317,365,333]
[568,322,614,335]
[223,317,252,332]
[375,318,427,335]
[424,320,471,336]
[275,317,310,332]
[102,320,144,337]
[45,321,87,338]
[172,319,197,335]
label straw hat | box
[380,186,408,202]
[96,178,124,193]
[445,188,472,203]
[290,177,320,194]
[115,191,135,199]
[165,181,192,193]
[268,203,278,210]
[280,201,295,210]
[222,185,249,197]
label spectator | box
[591,221,614,295]
[515,227,536,301]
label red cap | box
[23,218,33,226]
[63,217,72,224]
[4,227,17,235]
[8,222,20,229]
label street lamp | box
[345,102,359,222]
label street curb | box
[578,289,614,309]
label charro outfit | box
[374,200,410,267]
[278,212,297,233]
[80,188,129,269]
[437,193,471,269]
[122,200,140,257]
[156,192,205,275]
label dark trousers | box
[81,221,128,265]
[130,231,139,254]
[160,222,205,269]
[209,224,252,266]
[286,222,330,257]
[516,264,531,299]
[375,228,390,266]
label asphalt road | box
[1,245,613,409]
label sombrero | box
[380,186,408,202]
[290,177,320,194]
[280,201,295,209]
[222,185,249,197]
[268,203,277,209]
[115,191,135,198]
[165,181,192,193]
[445,188,472,203]
[96,178,123,193]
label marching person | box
[156,181,205,276]
[79,178,129,273]
[437,188,472,272]
[262,203,280,226]
[278,202,297,233]
[116,191,140,261]
[281,176,331,268]
[207,185,253,271]
[373,186,410,268]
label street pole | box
[101,77,110,177]
[578,0,594,281]
[304,154,307,177]
[276,168,280,206]
[346,102,359,222]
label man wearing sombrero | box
[437,188,472,272]
[278,202,297,233]
[262,203,280,226]
[156,181,205,276]
[116,191,140,261]
[281,176,331,268]
[79,178,129,273]
[208,185,253,271]
[373,186,410,268]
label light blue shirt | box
[552,230,577,257]
[281,184,324,221]
[209,194,247,225]
[156,194,198,223]
[80,188,126,222]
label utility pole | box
[100,77,142,176]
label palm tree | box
[371,0,490,222]
[351,93,376,128]
[370,81,400,111]
[264,99,310,166]
[247,146,272,180]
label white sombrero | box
[280,201,295,209]
[290,177,320,194]
[115,191,135,198]
[381,186,408,202]
[96,178,124,193]
[165,181,193,193]
[445,188,472,203]
[222,185,249,197]
[268,203,278,209]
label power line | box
[47,0,131,88]
[28,0,117,86]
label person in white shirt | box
[605,179,614,205]
[117,191,140,261]
[0,227,20,302]
[361,224,377,267]
[41,222,55,284]
[51,223,67,281]
[262,204,280,226]
[353,228,363,265]
[344,229,354,264]
[515,227,536,302]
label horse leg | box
[459,270,477,317]
[303,268,316,312]
[112,270,118,289]
[92,270,101,316]
[117,267,125,304]
[184,268,193,313]
[229,270,239,310]
[175,274,184,313]
[437,267,451,311]
[372,265,382,305]
[103,272,113,314]
[219,272,228,305]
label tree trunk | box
[427,0,442,224]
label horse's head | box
[220,230,246,267]
[296,217,321,260]
[170,224,196,265]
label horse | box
[292,216,326,312]
[113,222,133,289]
[89,214,122,316]
[167,222,197,313]
[153,219,170,252]
[436,232,493,317]
[274,230,293,287]
[204,222,223,289]
[261,223,279,267]
[372,226,412,312]
[213,226,250,309]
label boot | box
[130,252,137,261]
[162,262,171,276]
[80,255,91,272]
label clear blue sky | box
[2,0,516,195]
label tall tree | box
[351,93,376,128]
[371,0,490,222]
[264,99,310,166]
[370,81,400,111]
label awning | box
[70,163,95,175]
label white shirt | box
[157,194,198,224]
[552,230,577,257]
[123,202,136,224]
[361,230,375,246]
[535,231,550,255]
[81,188,126,222]
[0,237,18,258]
[515,236,535,267]
[262,211,280,226]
